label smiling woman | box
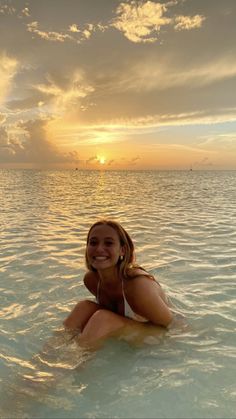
[63,219,173,346]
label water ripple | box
[1,169,236,418]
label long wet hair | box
[85,219,154,280]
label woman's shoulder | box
[83,271,99,295]
[124,270,169,306]
[126,265,155,280]
[125,266,165,295]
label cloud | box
[69,24,80,33]
[33,71,94,115]
[107,53,236,99]
[193,156,214,168]
[0,113,6,124]
[27,21,74,43]
[0,2,30,19]
[116,155,142,168]
[197,132,236,151]
[174,14,205,31]
[6,93,46,111]
[18,119,78,163]
[21,7,31,18]
[27,20,104,44]
[0,3,16,15]
[49,123,129,148]
[131,156,141,163]
[0,126,9,147]
[83,29,92,40]
[0,53,18,104]
[0,119,80,166]
[107,159,115,166]
[112,1,171,43]
[2,1,206,51]
[66,150,82,165]
[0,125,24,160]
[111,1,205,43]
[130,155,141,166]
[84,155,141,169]
[85,156,97,165]
[112,107,236,129]
[74,107,236,135]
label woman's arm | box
[63,272,99,330]
[125,276,173,327]
[83,271,98,297]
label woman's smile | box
[93,256,109,261]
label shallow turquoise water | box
[0,169,236,418]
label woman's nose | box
[96,242,104,252]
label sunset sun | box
[98,156,106,165]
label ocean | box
[0,169,235,418]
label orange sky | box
[1,0,236,170]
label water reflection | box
[0,169,236,418]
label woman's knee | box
[79,309,126,344]
[75,299,98,311]
[63,299,99,329]
[89,309,126,327]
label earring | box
[120,255,124,261]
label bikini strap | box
[121,277,126,298]
[96,279,100,303]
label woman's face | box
[86,224,125,271]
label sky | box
[1,0,236,170]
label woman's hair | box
[85,219,147,279]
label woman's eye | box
[89,240,97,246]
[105,241,113,246]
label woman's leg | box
[78,309,133,346]
[63,300,101,331]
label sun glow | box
[98,156,106,164]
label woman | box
[64,220,173,345]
